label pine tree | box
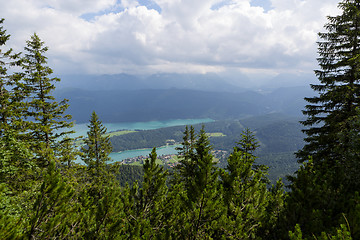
[80,111,123,238]
[0,129,35,192]
[21,33,73,167]
[0,184,23,239]
[138,148,168,231]
[297,0,360,176]
[0,18,21,136]
[221,129,279,239]
[125,148,169,238]
[287,1,360,237]
[174,125,197,185]
[81,111,112,184]
[24,160,82,239]
[175,126,226,239]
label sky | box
[0,0,341,83]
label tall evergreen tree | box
[174,125,197,184]
[287,1,360,238]
[221,129,282,239]
[138,148,168,230]
[124,148,169,238]
[81,111,112,184]
[297,0,360,175]
[175,126,226,239]
[80,111,123,239]
[21,33,73,167]
[0,18,21,136]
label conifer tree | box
[22,160,81,239]
[0,184,23,239]
[80,111,123,238]
[81,111,112,184]
[21,33,73,167]
[174,125,197,184]
[0,18,21,136]
[125,148,169,238]
[297,0,360,177]
[0,129,35,192]
[221,129,279,239]
[175,126,225,239]
[287,2,360,238]
[138,148,168,228]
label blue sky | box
[251,0,272,11]
[138,0,162,12]
[0,0,340,85]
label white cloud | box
[0,0,341,78]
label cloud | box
[0,0,341,78]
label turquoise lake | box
[72,118,213,163]
[71,118,213,138]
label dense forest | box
[1,0,360,239]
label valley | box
[78,113,304,182]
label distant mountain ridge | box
[57,73,246,92]
[57,72,317,92]
[54,86,313,123]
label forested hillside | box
[2,0,360,238]
[109,115,304,181]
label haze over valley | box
[55,73,314,123]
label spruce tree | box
[81,111,112,184]
[287,1,360,237]
[297,0,360,176]
[80,111,123,239]
[221,129,280,239]
[174,125,197,184]
[175,126,225,239]
[138,148,168,231]
[0,18,21,136]
[125,148,169,238]
[21,33,73,167]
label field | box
[75,130,136,146]
[207,132,226,137]
[105,130,137,137]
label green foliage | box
[289,223,352,240]
[284,154,360,238]
[24,160,81,239]
[81,111,113,184]
[0,184,23,239]
[141,148,168,216]
[79,111,125,239]
[80,181,124,239]
[20,33,74,167]
[3,15,360,239]
[297,0,360,166]
[172,126,225,239]
[116,164,143,187]
[0,18,22,136]
[123,148,170,238]
[286,1,360,239]
[221,129,284,239]
[0,129,35,191]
